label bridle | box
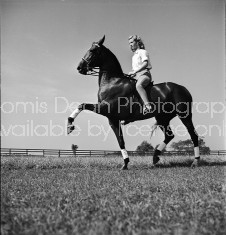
[81,43,101,76]
[80,43,133,79]
[81,57,99,76]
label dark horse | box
[67,36,200,169]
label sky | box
[1,0,225,151]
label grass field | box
[1,155,226,235]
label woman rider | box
[128,35,152,114]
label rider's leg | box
[136,72,152,113]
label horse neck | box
[98,47,124,84]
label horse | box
[67,35,200,169]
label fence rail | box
[1,148,226,157]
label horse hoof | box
[67,125,75,135]
[120,165,128,170]
[191,158,200,168]
[153,149,161,165]
[153,156,160,165]
[121,158,129,170]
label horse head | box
[77,36,105,75]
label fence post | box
[58,150,60,157]
[43,150,45,157]
[26,149,28,155]
[90,150,91,157]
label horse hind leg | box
[153,121,175,165]
[150,121,158,139]
[179,116,200,167]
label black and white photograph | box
[1,0,226,234]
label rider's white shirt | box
[132,49,152,71]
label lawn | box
[1,155,226,235]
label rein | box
[82,57,135,80]
[81,54,134,80]
[82,57,99,76]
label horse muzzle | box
[77,65,88,75]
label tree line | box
[136,137,210,154]
[72,138,210,154]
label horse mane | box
[102,45,124,76]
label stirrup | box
[143,105,152,115]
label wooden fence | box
[1,148,226,157]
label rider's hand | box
[128,71,136,77]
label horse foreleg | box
[109,119,129,170]
[67,107,82,134]
[67,103,108,134]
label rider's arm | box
[129,49,152,77]
[128,60,148,77]
[134,60,148,74]
[129,60,148,77]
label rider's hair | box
[128,35,145,49]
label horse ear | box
[97,35,105,46]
